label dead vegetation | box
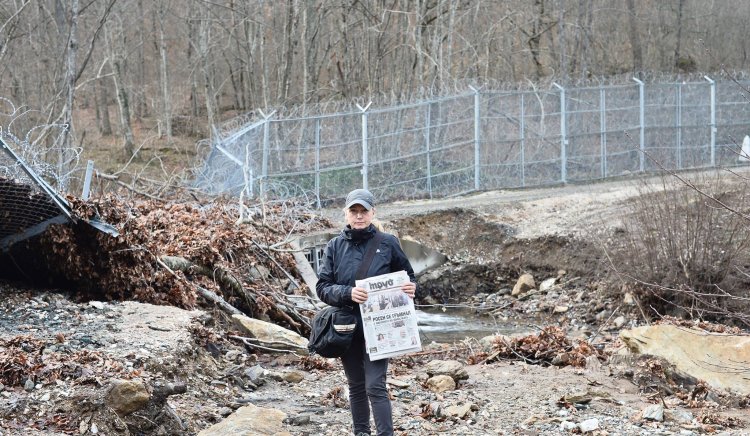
[3,194,332,336]
[609,173,750,327]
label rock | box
[579,418,599,432]
[424,360,468,381]
[425,375,456,393]
[665,407,694,424]
[231,314,308,351]
[219,407,233,417]
[642,403,664,421]
[552,305,569,313]
[197,403,290,436]
[105,379,150,417]
[560,420,577,431]
[539,277,556,292]
[442,403,474,419]
[623,292,635,305]
[89,301,106,310]
[512,273,535,297]
[280,371,304,384]
[387,378,410,389]
[620,325,750,395]
[244,365,267,386]
[584,355,602,372]
[24,378,34,392]
[0,382,4,391]
[282,414,311,426]
[612,316,626,329]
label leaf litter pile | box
[11,194,332,335]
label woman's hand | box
[401,282,416,299]
[351,286,369,304]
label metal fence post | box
[470,86,481,190]
[82,160,94,200]
[315,118,321,209]
[633,77,645,172]
[258,109,275,197]
[705,76,716,167]
[520,93,526,187]
[356,102,372,190]
[553,83,567,183]
[425,102,433,198]
[676,82,682,169]
[600,85,607,178]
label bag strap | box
[355,231,384,280]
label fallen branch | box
[154,256,243,317]
[228,335,303,354]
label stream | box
[416,308,532,344]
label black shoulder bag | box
[308,232,384,358]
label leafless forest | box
[0,0,748,161]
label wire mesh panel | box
[678,82,711,169]
[566,86,605,182]
[368,102,430,202]
[194,121,264,195]
[715,80,750,166]
[481,92,525,189]
[422,95,476,198]
[603,84,642,177]
[195,78,750,207]
[0,137,72,251]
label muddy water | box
[416,308,532,344]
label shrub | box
[611,172,750,325]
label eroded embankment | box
[389,208,607,303]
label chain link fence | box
[195,77,750,208]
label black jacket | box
[316,224,417,308]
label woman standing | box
[316,188,417,436]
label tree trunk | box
[156,1,172,139]
[626,0,643,74]
[96,78,112,135]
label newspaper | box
[356,270,422,360]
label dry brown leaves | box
[469,326,604,367]
[32,195,331,315]
[0,335,131,389]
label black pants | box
[341,333,393,436]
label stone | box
[281,371,304,384]
[552,305,569,313]
[512,273,535,297]
[245,365,267,385]
[665,407,694,424]
[623,292,635,305]
[612,316,626,329]
[442,403,474,419]
[642,403,664,421]
[24,378,34,392]
[89,301,106,310]
[219,407,233,417]
[105,379,150,417]
[425,375,456,393]
[197,403,291,436]
[387,378,410,389]
[424,360,468,381]
[232,315,308,351]
[579,418,599,432]
[584,355,602,372]
[539,277,556,292]
[560,420,577,431]
[620,325,750,395]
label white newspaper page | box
[356,270,422,360]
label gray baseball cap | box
[345,189,375,210]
